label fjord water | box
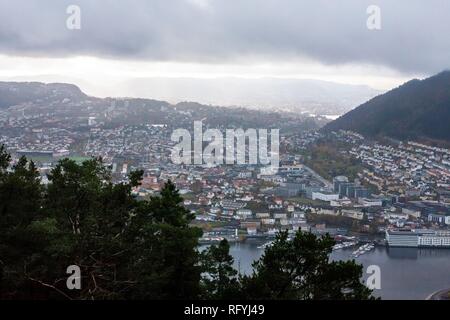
[226,242,450,300]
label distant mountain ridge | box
[0,82,87,108]
[323,71,450,141]
[0,78,379,117]
[121,77,380,115]
[0,80,325,131]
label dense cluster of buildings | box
[2,99,450,248]
[337,132,450,198]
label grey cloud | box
[0,0,449,74]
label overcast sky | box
[0,0,449,97]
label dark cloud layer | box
[0,0,449,74]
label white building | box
[256,212,270,218]
[312,191,339,202]
[446,216,450,225]
[387,229,450,248]
[358,198,383,207]
[236,209,253,219]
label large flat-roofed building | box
[311,191,339,202]
[358,197,383,207]
[386,230,419,247]
[16,149,53,158]
[386,229,450,248]
[335,181,370,199]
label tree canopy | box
[0,145,374,300]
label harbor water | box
[221,241,450,300]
